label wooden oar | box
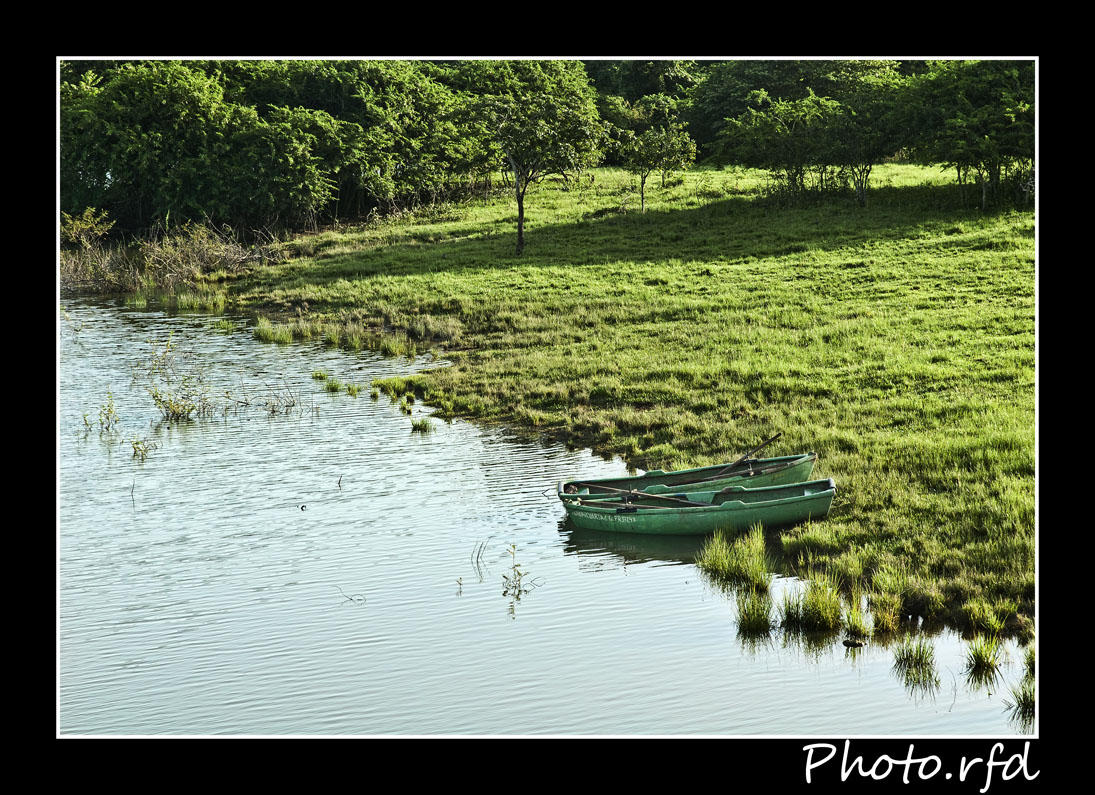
[574,498,701,511]
[713,433,784,477]
[562,481,706,506]
[572,488,712,508]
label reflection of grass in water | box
[1004,676,1036,733]
[776,624,841,660]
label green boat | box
[558,452,818,501]
[561,478,836,536]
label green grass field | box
[227,164,1036,632]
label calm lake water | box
[57,297,1034,737]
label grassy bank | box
[204,165,1038,631]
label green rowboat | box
[558,452,817,501]
[561,478,836,536]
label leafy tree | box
[910,60,1035,209]
[822,71,909,206]
[467,61,606,254]
[621,123,697,211]
[720,89,843,201]
[61,61,250,230]
[583,60,700,103]
[687,59,900,157]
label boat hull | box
[561,478,836,536]
[558,453,817,500]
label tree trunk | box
[511,158,526,255]
[640,173,647,213]
[515,186,526,255]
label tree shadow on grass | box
[252,181,1031,298]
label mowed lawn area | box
[229,164,1036,631]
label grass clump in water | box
[892,636,940,694]
[1004,675,1036,732]
[964,633,1003,690]
[324,378,344,393]
[410,417,434,433]
[843,601,871,640]
[780,572,844,633]
[696,525,772,592]
[735,588,774,635]
[253,317,293,345]
[868,590,904,635]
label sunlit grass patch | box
[736,588,774,635]
[892,636,940,694]
[964,634,1002,677]
[253,316,293,345]
[696,525,773,592]
[868,590,904,634]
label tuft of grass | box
[844,601,871,640]
[868,590,904,635]
[778,574,845,634]
[892,636,940,693]
[345,382,362,397]
[736,588,774,635]
[253,317,293,345]
[778,589,804,630]
[325,378,344,393]
[696,525,773,592]
[312,369,329,380]
[964,633,1002,680]
[410,417,434,433]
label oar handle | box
[715,432,783,476]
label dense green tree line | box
[60,58,1035,242]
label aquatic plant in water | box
[964,633,1003,690]
[736,588,774,635]
[892,636,940,696]
[501,544,544,606]
[1004,676,1035,732]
